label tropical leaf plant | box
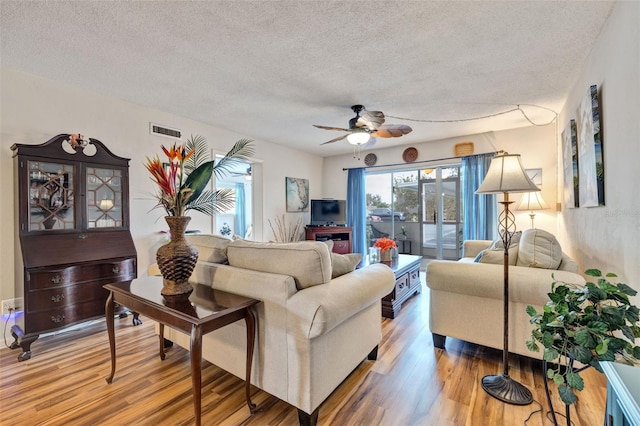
[526,269,640,406]
[145,135,254,217]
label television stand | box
[305,226,352,254]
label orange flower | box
[374,237,396,251]
[145,135,254,218]
[146,142,195,217]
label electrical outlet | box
[2,298,17,315]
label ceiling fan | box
[313,105,412,147]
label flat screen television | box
[310,199,347,226]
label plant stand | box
[542,359,591,426]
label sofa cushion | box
[226,240,332,289]
[185,234,232,264]
[517,229,562,269]
[488,230,522,250]
[475,245,518,265]
[331,253,362,278]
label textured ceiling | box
[1,1,614,157]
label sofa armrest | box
[462,240,493,258]
[426,260,585,306]
[287,264,396,340]
[558,252,579,273]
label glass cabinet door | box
[86,167,123,228]
[28,160,75,231]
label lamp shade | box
[347,131,370,145]
[99,199,114,210]
[517,191,549,212]
[476,154,540,194]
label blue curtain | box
[234,183,246,237]
[461,153,497,241]
[347,168,367,258]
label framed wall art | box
[525,168,542,189]
[285,177,309,212]
[576,84,605,207]
[561,119,579,208]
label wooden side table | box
[104,276,260,426]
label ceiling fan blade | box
[373,124,413,138]
[320,134,349,145]
[313,124,351,132]
[360,137,377,149]
[356,110,385,130]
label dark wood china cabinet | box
[10,134,137,361]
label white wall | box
[556,1,640,288]
[322,124,559,236]
[0,68,323,305]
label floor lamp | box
[516,191,549,228]
[476,153,539,405]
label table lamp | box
[517,191,549,228]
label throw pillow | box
[474,246,518,265]
[185,234,232,264]
[226,240,332,289]
[322,239,334,252]
[331,252,363,278]
[516,229,562,269]
[488,230,522,250]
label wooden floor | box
[1,283,607,426]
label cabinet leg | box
[10,325,38,362]
[132,312,142,326]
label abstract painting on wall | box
[576,84,605,207]
[285,177,309,212]
[562,119,579,208]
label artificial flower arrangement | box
[145,135,254,217]
[374,237,397,252]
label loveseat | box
[150,236,395,425]
[425,229,585,358]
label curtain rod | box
[341,151,498,171]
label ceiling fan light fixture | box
[347,132,370,145]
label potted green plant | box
[396,226,407,240]
[526,269,640,425]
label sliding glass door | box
[420,166,461,260]
[364,166,461,259]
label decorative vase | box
[43,215,57,230]
[156,216,198,295]
[380,248,392,262]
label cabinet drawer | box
[333,240,350,254]
[28,258,135,290]
[394,274,410,300]
[409,269,420,288]
[26,281,109,313]
[25,299,106,334]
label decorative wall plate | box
[402,147,418,163]
[364,153,377,166]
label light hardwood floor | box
[1,282,607,426]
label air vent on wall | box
[150,123,182,139]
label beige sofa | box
[151,236,395,426]
[425,229,585,358]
